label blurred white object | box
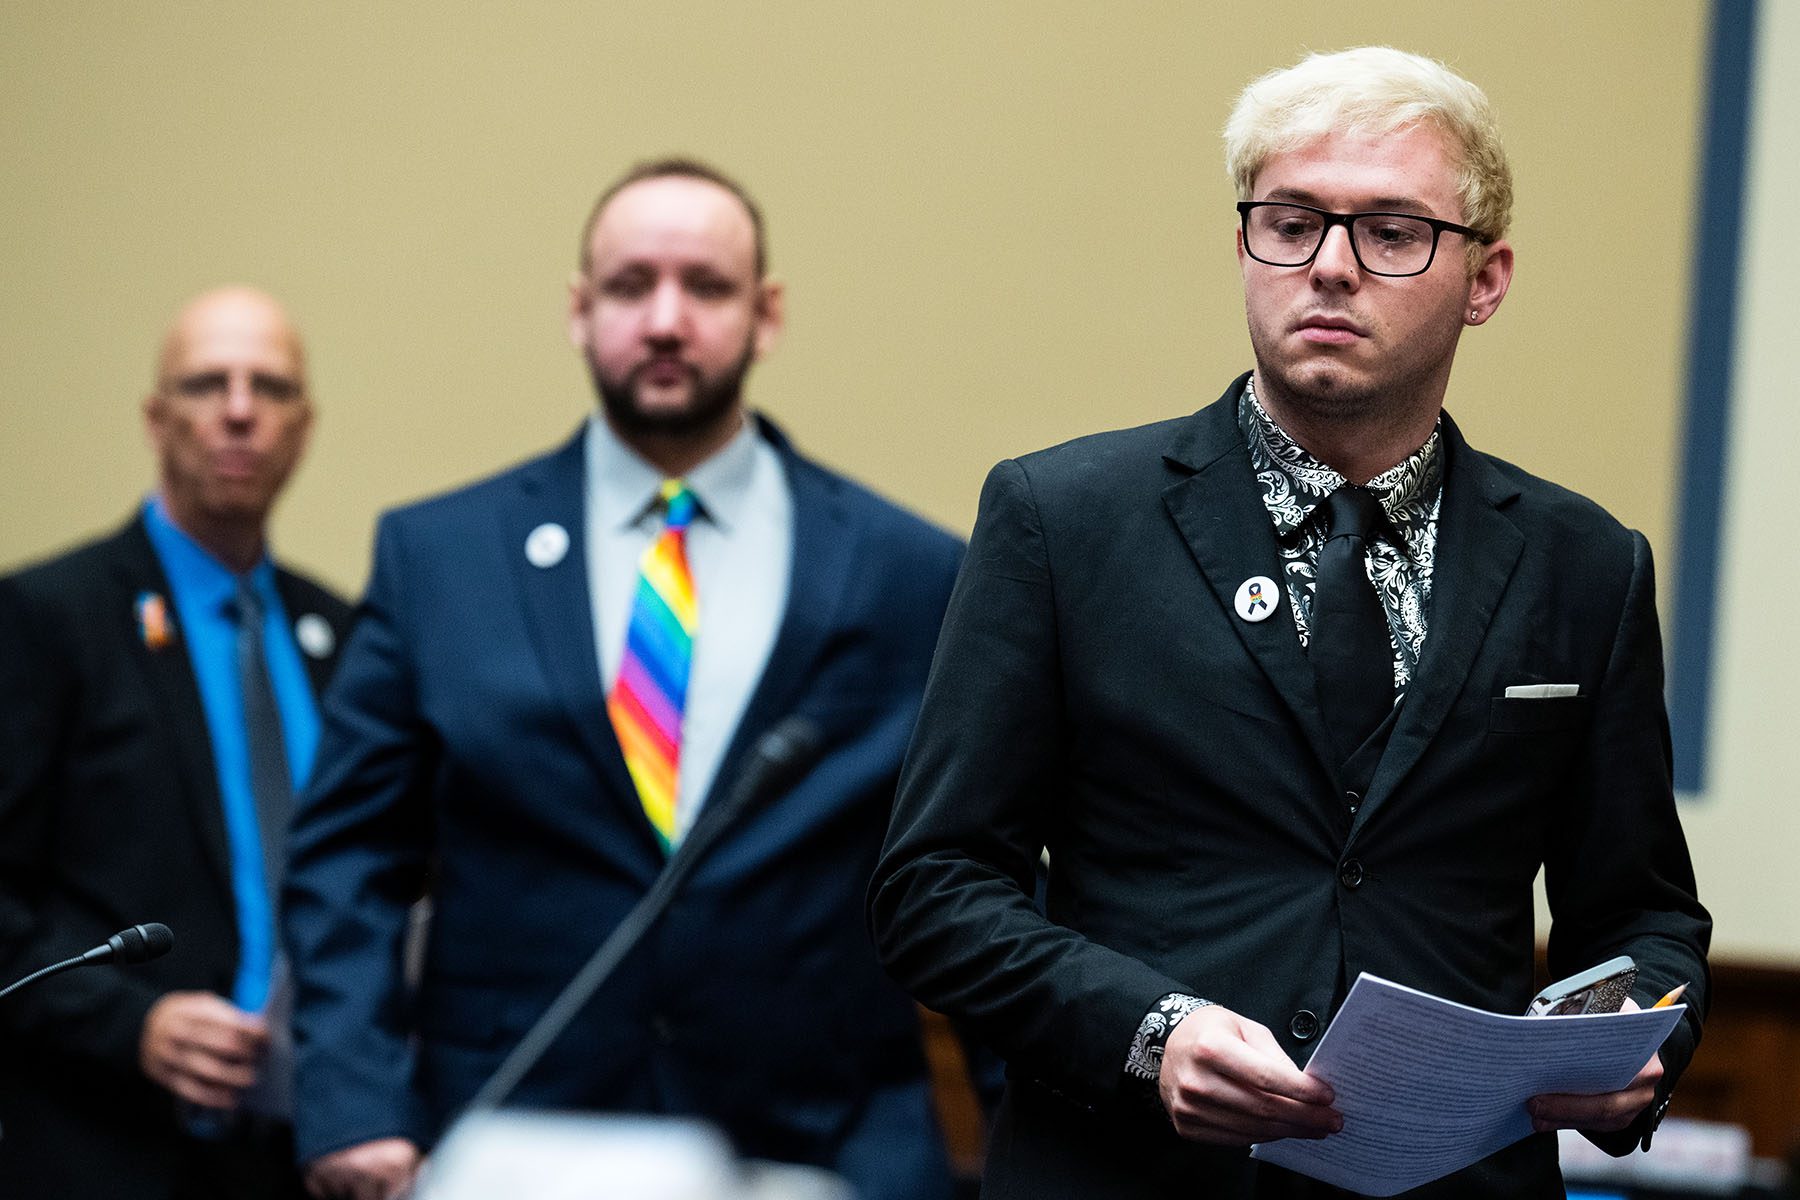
[1558,1118,1752,1194]
[740,1162,855,1200]
[419,1111,854,1200]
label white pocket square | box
[1504,683,1580,699]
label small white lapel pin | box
[1235,575,1280,623]
[295,613,336,659]
[525,522,570,569]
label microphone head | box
[108,922,175,964]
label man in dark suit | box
[0,287,353,1198]
[284,159,963,1200]
[869,46,1710,1198]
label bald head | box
[157,286,306,391]
[145,286,314,570]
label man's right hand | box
[139,990,267,1109]
[1157,1004,1342,1144]
[305,1138,423,1200]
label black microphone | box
[460,716,823,1117]
[0,923,175,1001]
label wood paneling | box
[1672,960,1800,1159]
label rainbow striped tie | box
[608,479,698,851]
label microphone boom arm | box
[459,716,822,1118]
[0,922,175,1001]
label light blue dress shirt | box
[584,413,793,838]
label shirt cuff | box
[1124,993,1214,1081]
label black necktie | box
[232,579,291,905]
[1310,486,1394,763]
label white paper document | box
[1249,972,1685,1196]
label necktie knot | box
[660,480,697,533]
[1323,485,1383,545]
[229,578,265,626]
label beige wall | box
[0,1,1703,584]
[1677,0,1800,967]
[9,3,1775,956]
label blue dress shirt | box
[142,496,321,1011]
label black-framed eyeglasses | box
[1237,201,1488,278]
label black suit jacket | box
[870,379,1710,1198]
[0,516,352,1198]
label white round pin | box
[295,613,336,659]
[1234,575,1280,623]
[525,522,570,569]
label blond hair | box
[1225,46,1512,266]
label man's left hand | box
[1526,998,1663,1134]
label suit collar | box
[1160,372,1254,474]
[1161,375,1339,780]
[684,415,857,849]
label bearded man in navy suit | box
[285,159,962,1200]
[871,47,1709,1198]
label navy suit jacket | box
[0,516,350,1198]
[871,380,1710,1198]
[284,419,964,1181]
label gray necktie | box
[230,578,297,1118]
[232,579,291,911]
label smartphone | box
[1527,955,1637,1016]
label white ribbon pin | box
[1235,576,1280,623]
[526,522,570,569]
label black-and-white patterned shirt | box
[1239,374,1443,692]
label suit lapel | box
[686,422,856,851]
[502,431,649,845]
[1351,417,1523,834]
[1160,388,1338,775]
[114,519,237,909]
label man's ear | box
[1466,238,1514,324]
[567,273,592,349]
[143,389,166,448]
[753,278,785,360]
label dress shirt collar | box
[141,494,278,614]
[1239,375,1443,562]
[585,411,762,535]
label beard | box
[589,336,756,440]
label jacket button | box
[1289,1010,1320,1041]
[650,1014,676,1045]
[1344,790,1360,815]
[1339,859,1365,889]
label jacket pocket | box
[1488,695,1591,735]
